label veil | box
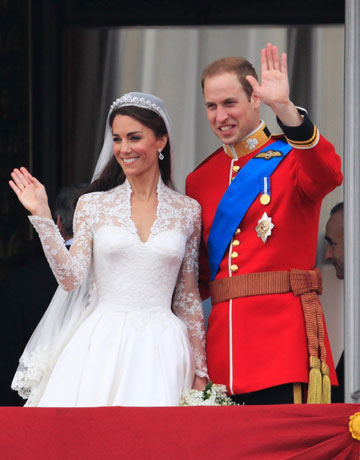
[11,92,174,405]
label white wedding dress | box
[12,179,207,407]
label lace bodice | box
[30,179,207,377]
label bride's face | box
[112,115,167,178]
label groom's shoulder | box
[188,146,224,180]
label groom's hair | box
[201,57,258,101]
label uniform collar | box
[223,121,271,159]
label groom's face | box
[203,72,260,146]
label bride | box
[9,92,208,407]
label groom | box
[186,43,342,404]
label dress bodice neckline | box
[123,177,165,244]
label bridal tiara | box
[110,94,167,120]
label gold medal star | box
[256,212,275,243]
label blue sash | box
[208,139,292,281]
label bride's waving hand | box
[9,167,52,219]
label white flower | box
[180,382,236,406]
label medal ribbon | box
[208,139,291,281]
[262,176,270,197]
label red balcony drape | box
[1,404,359,459]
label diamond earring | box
[158,149,164,160]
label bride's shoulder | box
[165,187,201,214]
[78,184,125,204]
[77,190,103,206]
[76,188,117,213]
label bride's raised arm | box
[9,167,93,291]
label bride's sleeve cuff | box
[195,369,209,380]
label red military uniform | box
[186,113,342,395]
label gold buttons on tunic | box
[232,165,240,173]
[231,251,238,259]
[235,228,241,235]
[232,240,240,247]
[230,264,239,272]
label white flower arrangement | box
[180,381,236,406]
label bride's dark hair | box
[76,106,173,201]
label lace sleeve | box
[172,201,208,378]
[29,196,93,291]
